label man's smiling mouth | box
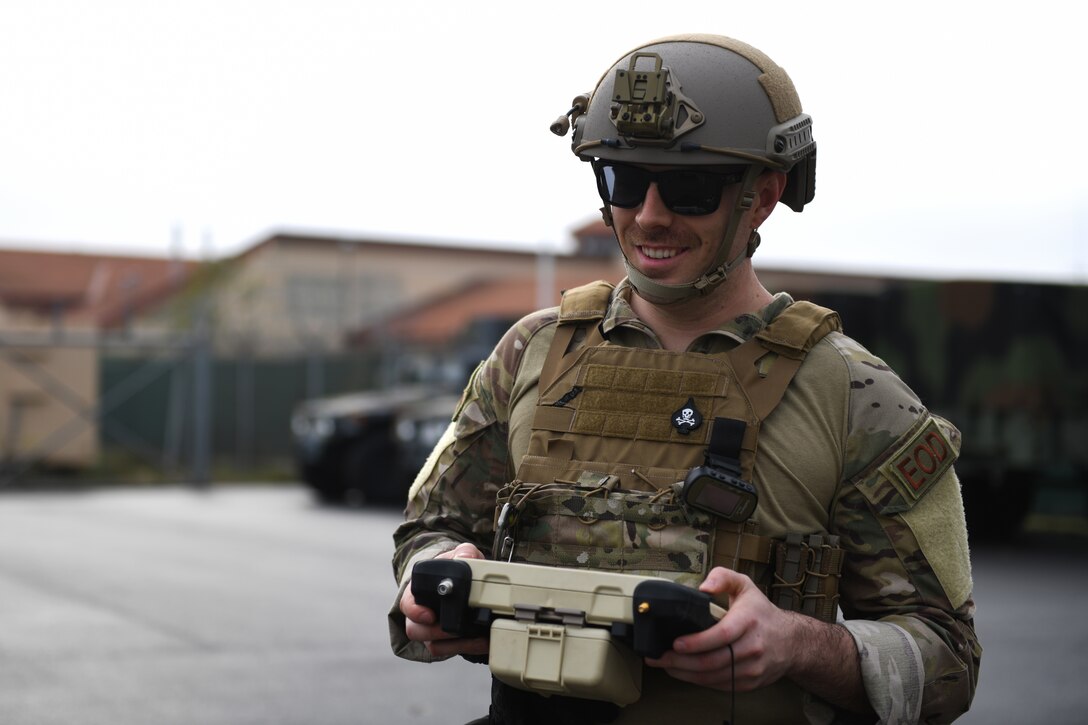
[639,246,686,260]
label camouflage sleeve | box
[828,333,981,724]
[389,308,558,660]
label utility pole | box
[536,242,556,309]
[191,300,213,488]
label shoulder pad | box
[755,300,841,359]
[558,281,614,323]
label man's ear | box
[753,171,788,227]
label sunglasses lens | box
[594,163,734,216]
[657,170,724,216]
[596,164,650,208]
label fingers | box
[401,542,485,623]
[402,543,489,657]
[644,604,740,692]
[403,576,489,658]
[699,566,751,599]
[672,617,734,655]
[405,610,489,657]
[646,632,748,691]
[426,635,490,658]
[663,567,752,655]
[437,542,486,560]
[403,579,489,657]
[652,568,800,692]
[399,585,435,626]
[644,567,768,691]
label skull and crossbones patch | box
[671,397,704,435]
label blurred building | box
[0,248,196,469]
[200,230,624,356]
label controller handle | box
[410,559,487,637]
[631,579,722,658]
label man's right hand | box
[400,542,490,658]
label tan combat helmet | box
[552,34,816,304]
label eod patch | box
[879,416,956,503]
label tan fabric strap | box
[728,300,841,421]
[538,281,614,395]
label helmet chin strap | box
[620,165,764,306]
[624,229,761,305]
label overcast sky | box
[1,0,1084,283]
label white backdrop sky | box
[1,0,1084,283]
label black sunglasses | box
[591,160,745,216]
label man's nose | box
[635,183,674,228]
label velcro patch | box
[879,417,956,503]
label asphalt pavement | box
[0,483,1085,724]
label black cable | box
[723,642,736,725]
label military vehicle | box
[291,384,460,505]
[290,316,514,505]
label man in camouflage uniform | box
[390,34,980,724]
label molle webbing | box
[532,351,730,465]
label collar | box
[601,278,795,352]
